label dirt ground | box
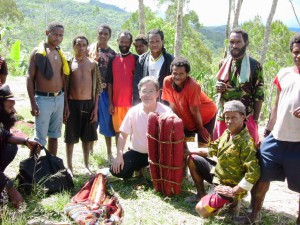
[4,76,300,223]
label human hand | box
[30,103,39,116]
[109,103,114,115]
[215,81,227,93]
[111,156,124,174]
[63,105,70,124]
[7,186,24,208]
[215,185,235,198]
[199,127,211,143]
[293,107,300,118]
[90,109,98,123]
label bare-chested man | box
[64,36,101,176]
[27,21,70,155]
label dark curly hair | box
[170,57,191,73]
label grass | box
[1,88,299,224]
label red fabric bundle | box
[147,112,184,196]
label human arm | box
[253,62,264,122]
[0,58,8,85]
[27,49,39,116]
[107,83,114,115]
[111,132,128,174]
[8,136,41,151]
[264,88,280,136]
[133,56,145,105]
[190,105,210,142]
[90,94,99,123]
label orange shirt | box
[162,75,217,131]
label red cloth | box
[201,193,230,213]
[162,75,217,131]
[111,54,136,107]
[147,112,185,196]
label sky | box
[92,0,300,28]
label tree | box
[232,0,243,28]
[174,0,184,57]
[289,0,300,27]
[260,0,278,65]
[0,0,23,25]
[138,0,145,34]
[226,0,233,39]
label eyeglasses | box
[139,89,157,95]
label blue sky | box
[93,0,300,28]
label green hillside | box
[12,0,130,52]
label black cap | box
[0,85,18,101]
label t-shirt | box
[162,75,217,131]
[272,66,300,142]
[120,102,172,154]
[106,53,138,107]
[148,54,164,79]
[88,44,116,84]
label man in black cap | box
[0,85,41,208]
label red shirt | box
[162,75,217,131]
[107,54,137,107]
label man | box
[64,36,102,176]
[214,28,264,144]
[0,55,8,85]
[162,56,217,143]
[110,76,171,179]
[186,100,260,218]
[133,34,148,55]
[27,21,70,155]
[133,28,174,105]
[89,24,116,161]
[247,33,300,225]
[107,30,138,140]
[0,85,41,208]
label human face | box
[148,34,163,55]
[46,27,64,48]
[134,40,148,55]
[224,111,245,135]
[97,27,111,45]
[73,38,88,57]
[139,81,159,106]
[118,33,132,54]
[172,66,188,88]
[229,32,247,59]
[292,43,300,68]
[1,100,17,129]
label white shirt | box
[148,54,165,79]
[120,102,172,153]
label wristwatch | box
[5,179,14,190]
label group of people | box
[0,20,300,225]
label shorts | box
[189,155,216,183]
[98,91,115,137]
[200,193,232,213]
[259,134,300,193]
[110,149,149,179]
[34,93,64,146]
[112,107,130,133]
[185,113,216,143]
[65,99,98,144]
